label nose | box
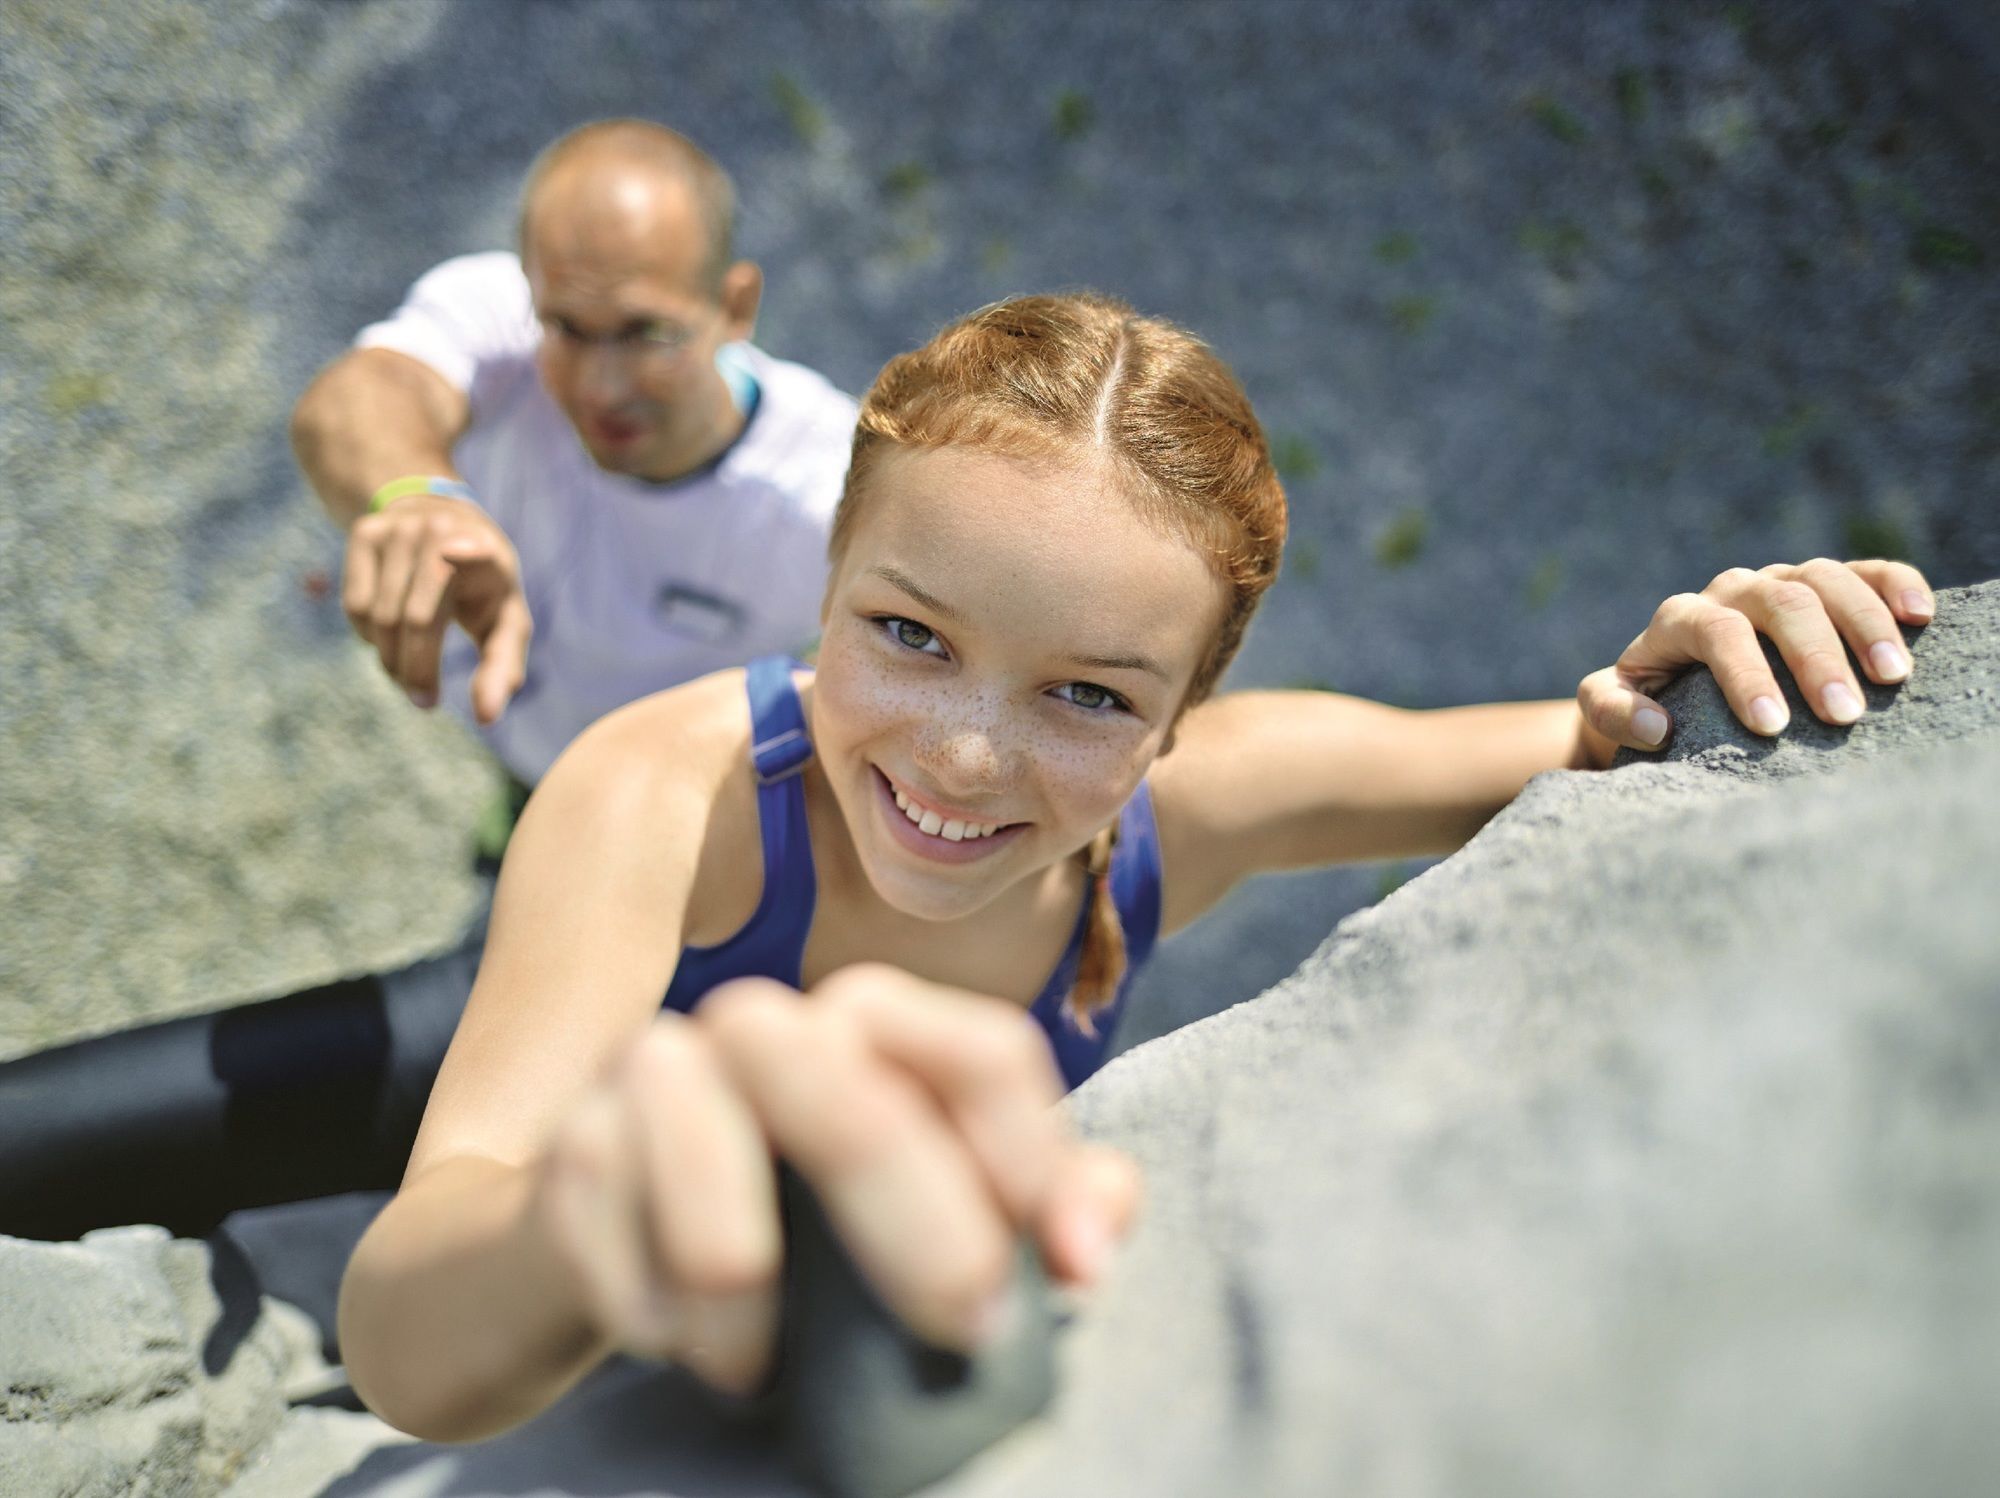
[912,700,1021,798]
[577,341,636,404]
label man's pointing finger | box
[471,594,533,725]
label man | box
[0,120,857,1240]
[296,117,855,783]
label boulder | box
[0,1224,380,1497]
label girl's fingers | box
[811,967,1143,1295]
[1576,662,1679,752]
[677,1287,782,1400]
[1039,1142,1142,1287]
[1627,590,1798,737]
[701,979,1016,1353]
[814,964,1069,1228]
[1842,557,1936,626]
[621,1019,782,1395]
[1595,557,1933,749]
[1706,566,1874,723]
[541,1087,681,1358]
[1729,559,1910,689]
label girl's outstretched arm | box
[1151,556,1933,931]
[337,689,721,1440]
[1150,688,1600,930]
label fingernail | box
[1632,707,1669,747]
[1068,1213,1112,1285]
[1821,682,1863,724]
[1868,640,1909,682]
[1901,590,1933,620]
[1749,696,1788,735]
[407,688,437,709]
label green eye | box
[895,619,934,649]
[1058,682,1122,712]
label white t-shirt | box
[356,252,858,783]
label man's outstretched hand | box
[342,495,533,726]
[1578,557,1935,758]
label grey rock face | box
[971,579,2000,1498]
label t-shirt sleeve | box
[354,251,538,403]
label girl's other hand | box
[532,966,1140,1397]
[1578,558,1935,756]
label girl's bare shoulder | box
[516,671,748,878]
[556,667,760,796]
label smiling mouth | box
[871,767,1025,849]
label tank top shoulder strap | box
[734,656,817,972]
[660,658,817,1009]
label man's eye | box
[1056,681,1123,712]
[882,617,942,654]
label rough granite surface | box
[0,1225,373,1497]
[5,586,1988,1495]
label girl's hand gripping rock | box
[532,964,1141,1396]
[1578,557,1934,756]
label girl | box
[337,293,1933,1441]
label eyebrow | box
[1065,650,1171,683]
[867,565,1171,682]
[869,565,965,623]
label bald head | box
[519,119,736,296]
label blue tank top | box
[661,656,1163,1089]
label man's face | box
[523,178,751,481]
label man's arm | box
[290,347,471,529]
[290,347,530,722]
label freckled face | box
[812,444,1227,922]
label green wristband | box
[368,475,477,513]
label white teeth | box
[888,775,1003,841]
